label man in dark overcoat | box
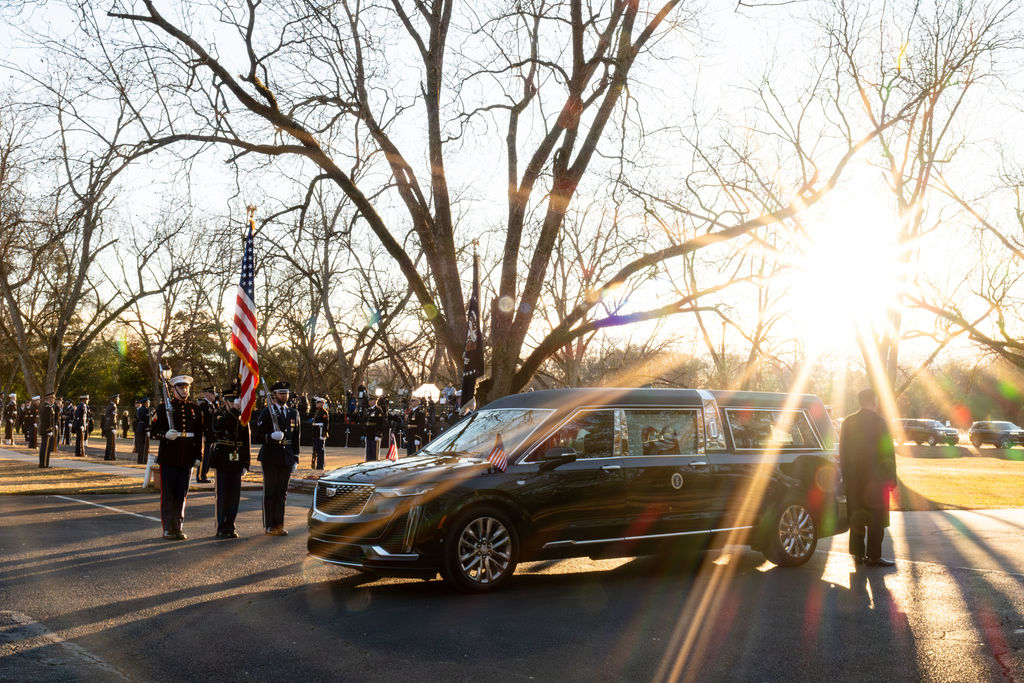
[151,375,203,540]
[135,397,151,464]
[839,388,897,567]
[254,381,300,535]
[363,395,384,461]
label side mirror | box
[539,447,576,471]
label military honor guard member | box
[24,396,39,449]
[363,395,385,461]
[101,394,119,461]
[210,392,251,538]
[73,395,91,456]
[4,393,16,445]
[37,392,59,468]
[255,381,301,535]
[61,399,75,445]
[151,375,203,540]
[310,396,329,470]
[197,386,217,484]
[134,397,151,464]
[405,397,426,457]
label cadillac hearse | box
[307,388,847,592]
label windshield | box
[419,408,553,458]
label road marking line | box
[0,610,130,680]
[818,549,1024,579]
[53,495,161,523]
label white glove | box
[291,463,297,473]
[242,467,248,475]
[165,429,180,441]
[271,430,284,441]
[194,459,202,468]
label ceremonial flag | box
[386,431,399,462]
[487,433,506,473]
[230,218,259,424]
[460,253,484,409]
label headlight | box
[375,486,435,498]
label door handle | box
[688,461,708,469]
[601,464,621,471]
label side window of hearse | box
[543,410,617,459]
[625,410,699,457]
[725,409,820,450]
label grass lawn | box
[0,460,155,495]
[893,444,1024,511]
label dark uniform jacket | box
[73,402,92,433]
[4,400,15,427]
[198,398,216,441]
[210,406,251,472]
[135,405,151,433]
[839,408,897,526]
[254,402,300,466]
[38,402,59,437]
[311,407,330,440]
[363,405,385,441]
[151,399,203,468]
[101,403,117,435]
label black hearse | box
[307,388,847,592]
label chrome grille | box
[315,483,374,516]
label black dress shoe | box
[198,478,211,483]
[865,557,896,567]
[216,531,230,538]
[174,531,188,540]
[852,555,865,566]
[226,531,239,539]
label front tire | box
[764,502,817,567]
[441,506,519,593]
[927,435,937,446]
[998,437,1010,450]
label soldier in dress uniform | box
[196,386,217,484]
[61,399,75,445]
[134,397,151,464]
[38,392,59,468]
[255,381,300,535]
[24,396,39,449]
[310,396,329,470]
[363,395,385,461]
[151,375,203,540]
[73,395,91,456]
[405,397,427,457]
[210,392,250,538]
[101,394,119,461]
[4,393,16,445]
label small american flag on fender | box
[487,433,506,472]
[386,431,399,462]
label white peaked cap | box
[31,395,40,401]
[170,375,193,386]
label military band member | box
[255,381,300,535]
[37,392,59,468]
[310,396,329,470]
[25,396,39,449]
[135,397,151,465]
[73,395,91,456]
[211,392,251,538]
[4,393,16,445]
[101,394,119,461]
[151,375,203,540]
[363,395,384,461]
[406,397,427,457]
[197,386,217,484]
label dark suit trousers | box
[262,463,292,530]
[848,505,885,560]
[135,432,150,464]
[38,433,53,468]
[159,465,191,533]
[104,431,116,460]
[215,469,243,534]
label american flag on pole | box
[487,433,506,472]
[230,216,259,424]
[386,431,399,461]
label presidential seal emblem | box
[671,472,684,490]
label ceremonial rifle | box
[157,363,175,431]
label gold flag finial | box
[246,204,257,222]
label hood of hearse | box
[318,454,491,487]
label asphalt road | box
[1,492,1022,682]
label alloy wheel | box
[777,504,815,560]
[457,516,512,585]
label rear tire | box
[441,505,519,593]
[998,437,1010,450]
[971,437,982,448]
[927,435,937,446]
[764,501,818,567]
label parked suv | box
[968,421,1024,449]
[307,388,847,592]
[895,419,959,446]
